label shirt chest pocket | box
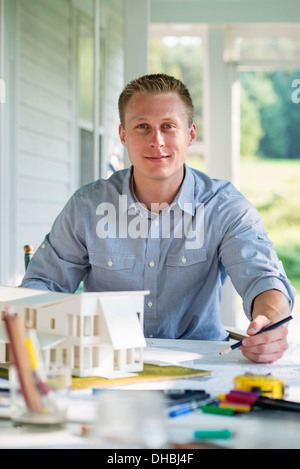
[89,251,135,291]
[166,247,208,284]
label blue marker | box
[169,396,210,418]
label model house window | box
[76,316,81,336]
[93,314,99,336]
[50,348,56,362]
[126,348,133,365]
[74,346,80,369]
[51,318,55,329]
[5,343,10,362]
[92,346,99,367]
[84,316,91,336]
[62,348,67,366]
[67,315,74,336]
[113,350,120,370]
[25,308,30,322]
[32,309,37,329]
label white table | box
[1,337,300,449]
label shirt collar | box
[121,164,196,217]
[174,164,196,216]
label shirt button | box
[181,257,187,264]
[147,301,153,308]
[107,260,113,267]
[149,261,155,268]
[154,219,159,226]
[41,244,46,249]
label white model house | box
[0,286,149,378]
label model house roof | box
[0,286,148,349]
[0,286,72,306]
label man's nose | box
[150,129,164,148]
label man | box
[22,74,295,363]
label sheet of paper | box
[143,347,206,366]
[139,338,300,400]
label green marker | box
[194,429,232,439]
[202,405,235,416]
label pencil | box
[219,315,293,356]
[3,305,43,412]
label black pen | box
[220,315,293,356]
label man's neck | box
[132,167,185,213]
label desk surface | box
[1,338,300,449]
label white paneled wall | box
[16,0,74,280]
[0,0,125,285]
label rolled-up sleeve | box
[216,190,296,320]
[21,194,89,293]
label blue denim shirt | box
[21,165,295,340]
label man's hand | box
[240,290,291,363]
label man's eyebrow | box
[131,115,179,122]
[131,116,147,121]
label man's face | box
[119,92,196,185]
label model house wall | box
[0,286,148,378]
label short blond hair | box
[118,74,194,128]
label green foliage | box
[188,156,300,287]
[240,85,264,158]
[240,158,300,285]
[240,70,300,160]
[276,245,300,279]
[150,37,300,294]
[150,37,300,160]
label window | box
[77,16,105,186]
[225,24,300,326]
[78,20,94,186]
[226,24,300,65]
[150,23,205,171]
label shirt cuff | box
[243,276,296,321]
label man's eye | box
[137,124,147,129]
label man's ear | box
[188,123,197,147]
[119,124,127,147]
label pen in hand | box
[219,315,293,356]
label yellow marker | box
[218,394,252,412]
[218,402,251,413]
[25,337,38,370]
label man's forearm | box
[251,289,290,322]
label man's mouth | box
[145,155,170,162]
